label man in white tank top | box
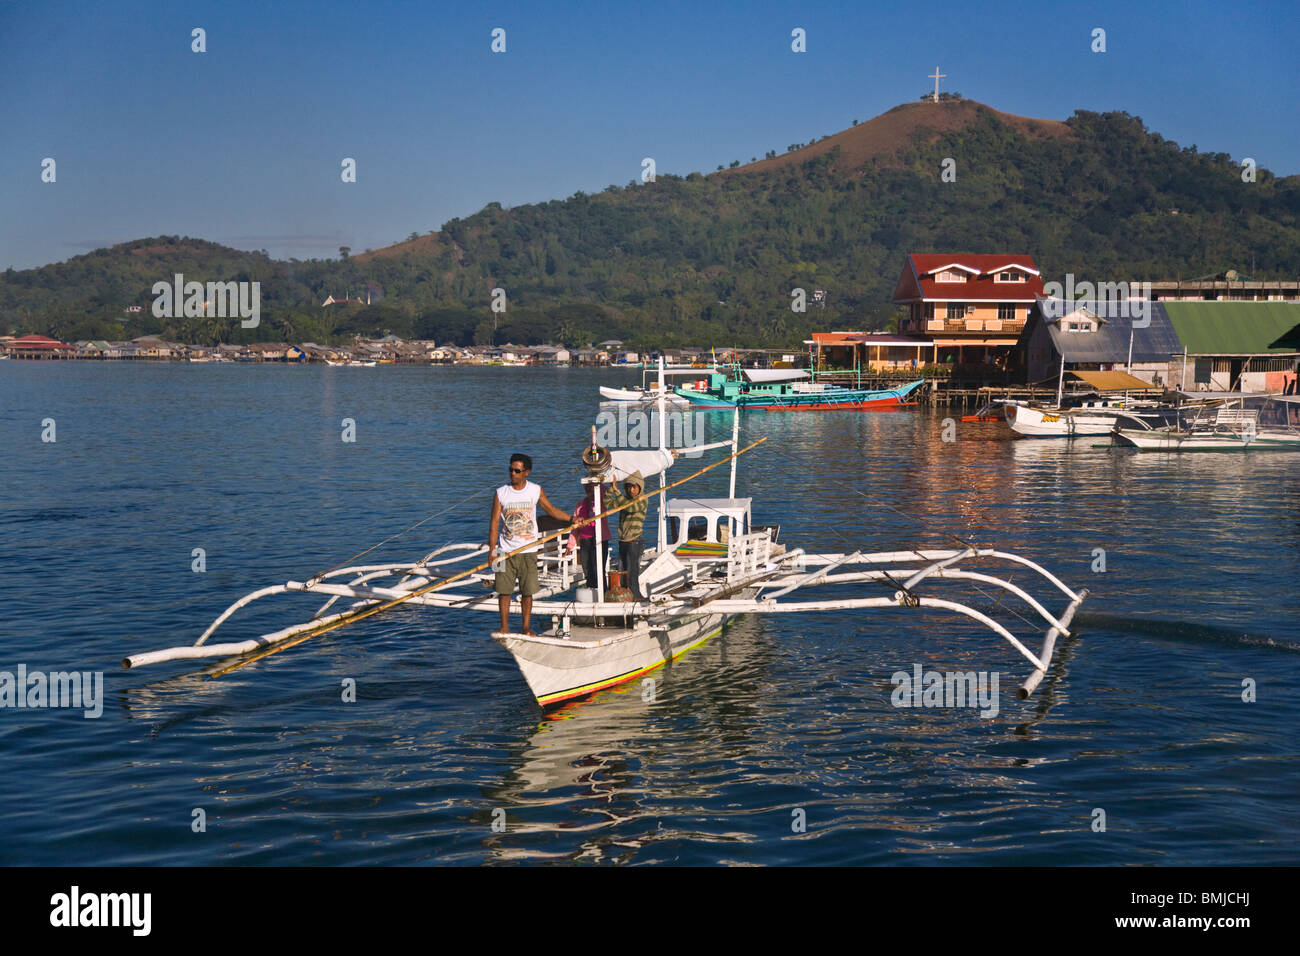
[489,453,571,635]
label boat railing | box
[1214,407,1259,428]
[537,538,581,591]
[726,530,775,583]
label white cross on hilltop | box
[929,66,946,103]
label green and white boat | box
[674,367,924,411]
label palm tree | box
[276,316,296,344]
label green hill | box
[4,100,1298,347]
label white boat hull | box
[1007,403,1126,437]
[493,611,727,706]
[1114,427,1300,451]
[598,385,689,404]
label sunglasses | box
[509,466,525,473]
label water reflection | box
[480,616,777,862]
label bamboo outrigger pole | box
[209,437,769,677]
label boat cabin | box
[687,368,815,401]
[665,497,751,557]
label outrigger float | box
[125,382,1088,708]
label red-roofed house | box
[894,254,1043,371]
[4,334,76,360]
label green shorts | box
[494,551,540,596]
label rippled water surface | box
[2,364,1297,865]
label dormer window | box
[937,270,968,283]
[995,271,1025,282]
[1066,321,1094,332]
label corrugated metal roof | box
[1070,370,1154,391]
[1163,301,1300,354]
[1040,299,1183,363]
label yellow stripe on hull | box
[536,624,723,706]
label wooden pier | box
[812,370,1057,408]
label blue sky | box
[1,0,1296,270]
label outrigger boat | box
[1003,371,1223,438]
[674,367,924,411]
[124,380,1089,710]
[1113,393,1300,451]
[1004,395,1196,437]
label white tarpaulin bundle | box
[608,449,675,480]
[606,440,733,481]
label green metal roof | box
[1163,301,1300,355]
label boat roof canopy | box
[743,369,809,383]
[1069,370,1155,391]
[665,497,752,517]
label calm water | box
[1,363,1297,865]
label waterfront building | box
[3,334,75,359]
[809,331,932,373]
[1021,297,1182,386]
[1150,270,1300,302]
[130,335,175,359]
[1022,298,1300,392]
[531,345,571,364]
[894,254,1044,374]
[1162,301,1300,392]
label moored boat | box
[675,367,924,411]
[1004,396,1188,437]
[598,366,698,405]
[1114,396,1300,451]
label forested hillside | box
[4,100,1297,348]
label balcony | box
[904,317,1025,336]
[906,318,1022,335]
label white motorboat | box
[597,384,687,404]
[599,366,702,405]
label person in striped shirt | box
[604,471,648,597]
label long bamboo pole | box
[210,437,769,677]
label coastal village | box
[7,254,1296,398]
[5,0,1300,886]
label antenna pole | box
[657,355,668,553]
[728,405,739,499]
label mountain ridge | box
[3,100,1298,348]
